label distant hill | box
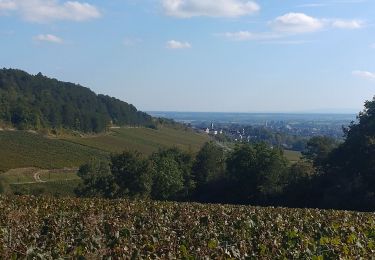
[0,69,154,132]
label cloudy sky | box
[0,0,374,112]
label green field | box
[0,167,81,196]
[0,131,107,172]
[1,196,374,259]
[9,180,81,197]
[0,168,79,184]
[284,149,302,163]
[0,128,210,173]
[63,127,211,155]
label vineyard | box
[0,131,107,172]
[1,196,374,259]
[63,127,210,155]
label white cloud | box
[0,0,101,22]
[221,12,364,43]
[352,70,375,81]
[370,43,375,49]
[332,19,363,29]
[162,0,260,18]
[166,40,191,49]
[270,13,324,33]
[221,31,280,41]
[297,0,366,8]
[0,0,16,11]
[34,34,63,43]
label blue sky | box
[0,0,374,112]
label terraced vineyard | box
[63,127,210,155]
[0,131,107,172]
[0,127,210,173]
[0,196,374,259]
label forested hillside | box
[0,69,153,132]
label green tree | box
[320,97,375,210]
[280,160,316,208]
[150,152,185,200]
[111,151,153,198]
[151,147,195,198]
[288,160,316,182]
[192,142,226,188]
[75,158,118,198]
[226,143,289,203]
[0,68,154,133]
[302,136,338,169]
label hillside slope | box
[0,131,107,172]
[63,127,210,155]
[0,69,153,132]
[0,127,210,172]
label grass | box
[0,127,209,173]
[63,127,210,155]
[0,167,80,196]
[0,168,39,183]
[39,169,80,182]
[0,131,107,172]
[284,149,302,163]
[9,179,81,197]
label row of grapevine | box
[0,196,374,258]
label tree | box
[192,142,226,188]
[111,151,153,198]
[75,158,118,198]
[150,151,185,200]
[302,136,338,169]
[0,68,154,133]
[281,160,316,208]
[319,97,375,210]
[226,143,289,203]
[288,160,316,182]
[151,147,195,199]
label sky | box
[0,0,374,113]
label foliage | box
[243,125,308,151]
[192,141,226,188]
[151,148,195,198]
[0,69,153,132]
[0,196,374,259]
[314,97,375,210]
[111,151,153,199]
[150,154,184,200]
[76,159,118,198]
[302,136,338,168]
[226,143,289,203]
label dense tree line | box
[76,142,294,205]
[242,126,308,151]
[76,97,375,211]
[0,69,154,132]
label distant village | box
[196,119,349,151]
[203,123,253,142]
